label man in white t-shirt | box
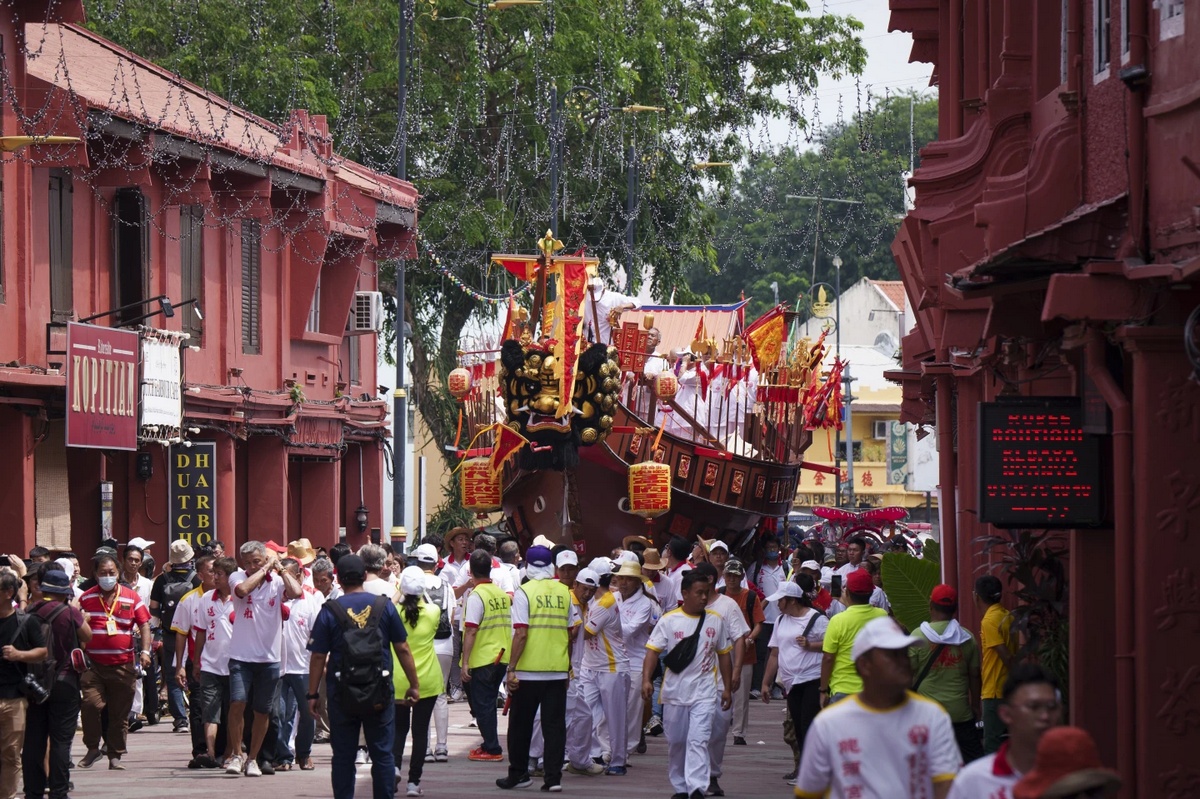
[580,560,629,773]
[749,537,786,696]
[357,543,396,598]
[614,560,659,760]
[440,527,473,702]
[947,664,1061,799]
[274,558,322,770]
[169,553,217,767]
[693,563,749,797]
[225,541,302,778]
[583,277,637,346]
[564,569,605,777]
[643,570,732,799]
[191,556,237,769]
[834,536,868,584]
[794,616,961,799]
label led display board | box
[978,398,1104,528]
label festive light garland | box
[414,229,532,305]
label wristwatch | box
[818,687,830,694]
[306,693,320,701]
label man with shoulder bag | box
[22,566,91,799]
[0,569,48,799]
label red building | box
[0,2,415,559]
[889,0,1198,793]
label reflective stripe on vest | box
[468,582,512,669]
[515,579,571,673]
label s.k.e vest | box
[515,578,572,674]
[468,582,512,669]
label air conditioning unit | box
[872,420,891,440]
[349,291,384,333]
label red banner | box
[66,323,139,450]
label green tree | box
[85,1,867,527]
[685,93,938,321]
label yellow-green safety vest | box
[468,582,512,669]
[515,578,571,674]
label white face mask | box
[97,575,119,591]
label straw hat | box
[622,534,653,550]
[640,548,665,570]
[287,538,317,566]
[1013,727,1121,799]
[614,562,644,579]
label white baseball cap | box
[576,569,601,587]
[707,539,730,553]
[413,544,439,565]
[126,537,155,550]
[799,560,820,571]
[850,617,923,662]
[614,550,640,565]
[765,582,806,603]
[587,557,613,577]
[556,550,579,568]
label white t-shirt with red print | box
[227,569,287,664]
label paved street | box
[66,697,798,798]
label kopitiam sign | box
[66,322,139,450]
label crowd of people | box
[0,528,1119,799]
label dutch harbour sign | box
[169,441,217,547]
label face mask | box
[766,552,780,560]
[98,575,118,591]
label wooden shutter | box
[241,219,261,354]
[48,170,74,319]
[180,205,204,342]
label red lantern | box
[629,462,671,519]
[448,367,473,400]
[654,371,678,400]
[461,457,502,513]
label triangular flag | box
[488,423,529,477]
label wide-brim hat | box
[287,538,317,566]
[641,548,665,570]
[169,540,195,565]
[1013,727,1121,799]
[622,535,653,550]
[614,562,644,579]
[447,527,473,544]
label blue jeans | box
[277,672,315,765]
[328,687,395,799]
[651,675,664,720]
[465,662,505,754]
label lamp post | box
[784,194,862,285]
[834,254,855,509]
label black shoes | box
[707,777,724,796]
[496,774,533,790]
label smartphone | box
[831,574,842,598]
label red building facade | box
[889,0,1198,794]
[0,2,416,559]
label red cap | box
[846,568,874,594]
[930,584,958,607]
[265,540,288,554]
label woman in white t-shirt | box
[761,574,828,771]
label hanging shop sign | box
[139,330,185,443]
[66,323,139,450]
[169,442,217,547]
[978,398,1103,528]
[886,421,908,485]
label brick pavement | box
[66,696,797,798]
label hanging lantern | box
[654,371,678,400]
[629,461,671,519]
[447,367,473,400]
[461,457,502,513]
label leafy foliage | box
[974,528,1070,697]
[881,551,940,634]
[921,538,940,565]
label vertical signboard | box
[169,442,217,547]
[886,421,908,485]
[139,332,183,443]
[66,323,139,450]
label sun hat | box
[39,569,74,596]
[622,535,653,550]
[851,616,923,662]
[169,540,195,565]
[614,562,643,579]
[640,548,665,570]
[287,538,317,566]
[1013,727,1121,799]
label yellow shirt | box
[979,603,1016,699]
[822,604,888,696]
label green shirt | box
[393,599,444,700]
[822,604,888,695]
[909,621,980,722]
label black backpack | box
[425,580,452,640]
[327,596,393,718]
[18,605,66,703]
[159,570,196,633]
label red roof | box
[871,280,907,312]
[24,22,416,212]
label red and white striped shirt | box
[80,585,151,666]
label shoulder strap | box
[801,610,821,639]
[326,599,353,630]
[913,643,948,692]
[44,603,69,626]
[689,612,707,639]
[745,591,756,617]
[366,596,389,629]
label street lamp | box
[785,194,862,285]
[832,254,856,509]
[693,161,733,169]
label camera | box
[21,673,49,704]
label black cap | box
[336,554,366,586]
[40,569,73,596]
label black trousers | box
[395,696,437,786]
[184,662,206,757]
[786,680,821,763]
[752,623,773,691]
[506,678,567,786]
[23,679,80,799]
[953,718,985,764]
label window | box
[1095,0,1111,76]
[1121,0,1130,59]
[48,170,74,319]
[347,333,360,385]
[306,274,321,333]
[180,205,204,343]
[112,188,148,326]
[1160,0,1184,39]
[241,219,261,354]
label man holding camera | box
[0,569,48,799]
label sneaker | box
[188,755,204,769]
[468,747,504,762]
[732,736,746,746]
[406,783,424,797]
[245,759,262,777]
[448,688,466,703]
[496,774,533,789]
[108,757,124,770]
[540,784,562,792]
[173,718,190,733]
[313,733,331,744]
[566,762,605,776]
[425,751,436,763]
[707,777,724,796]
[258,759,275,775]
[78,749,103,769]
[226,755,244,775]
[127,718,144,733]
[355,746,370,765]
[636,738,647,754]
[434,748,449,762]
[197,754,221,769]
[749,689,761,700]
[645,716,663,736]
[605,766,627,776]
